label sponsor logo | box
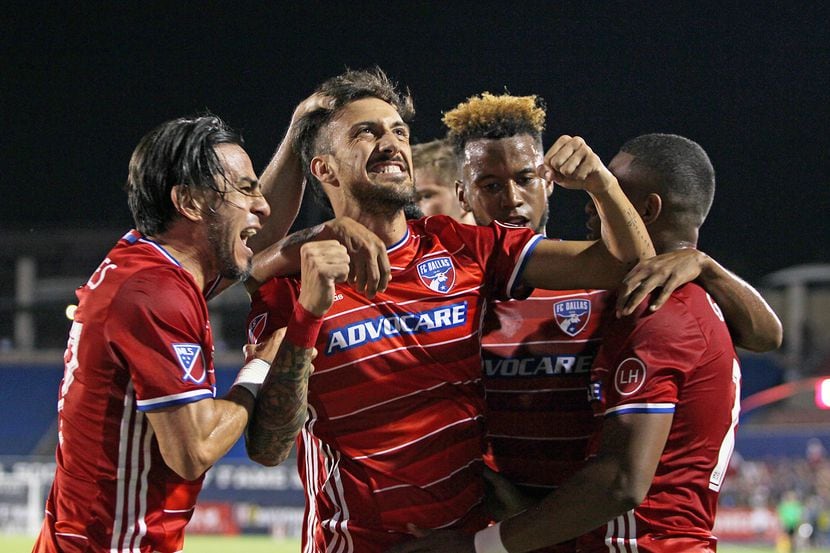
[326,301,467,354]
[483,354,594,377]
[417,257,456,294]
[613,357,646,395]
[172,343,206,383]
[248,313,268,344]
[553,299,591,337]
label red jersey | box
[482,288,613,493]
[482,289,613,553]
[34,230,217,553]
[248,216,542,553]
[579,283,740,553]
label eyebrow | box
[474,168,537,183]
[350,120,410,131]
[236,176,260,189]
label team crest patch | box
[553,299,591,337]
[172,343,206,384]
[417,257,456,294]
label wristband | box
[284,303,324,348]
[474,522,508,553]
[233,358,271,398]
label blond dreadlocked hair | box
[442,92,546,154]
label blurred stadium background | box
[1,231,829,551]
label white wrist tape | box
[233,358,271,398]
[474,522,508,553]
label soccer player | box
[244,67,655,553]
[391,132,774,553]
[32,116,349,553]
[412,138,473,222]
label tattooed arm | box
[246,335,316,465]
[243,240,350,466]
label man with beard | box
[32,115,349,553]
[390,96,780,551]
[244,68,655,553]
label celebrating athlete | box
[243,67,655,553]
[32,116,348,553]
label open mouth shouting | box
[367,157,408,179]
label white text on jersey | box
[325,301,468,355]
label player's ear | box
[311,156,338,186]
[456,180,471,211]
[171,184,206,222]
[641,193,662,224]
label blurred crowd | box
[720,439,830,549]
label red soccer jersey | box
[579,283,741,553]
[248,216,542,553]
[34,230,217,553]
[482,289,613,495]
[482,289,613,553]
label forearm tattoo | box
[246,340,314,464]
[276,223,326,252]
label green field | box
[5,534,830,552]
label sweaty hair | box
[125,115,243,236]
[293,67,415,209]
[619,133,715,227]
[412,139,459,188]
[442,92,546,155]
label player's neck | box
[147,227,209,290]
[367,212,408,247]
[347,210,409,247]
[651,227,699,255]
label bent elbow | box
[609,479,649,513]
[738,324,784,353]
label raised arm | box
[244,240,350,466]
[247,92,334,254]
[521,136,655,290]
[615,249,783,351]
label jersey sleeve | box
[106,268,215,412]
[428,217,543,301]
[246,277,300,345]
[591,293,707,418]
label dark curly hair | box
[292,67,415,212]
[125,114,243,235]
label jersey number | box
[58,321,83,412]
[709,358,741,491]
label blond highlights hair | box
[442,92,546,153]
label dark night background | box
[3,2,828,282]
